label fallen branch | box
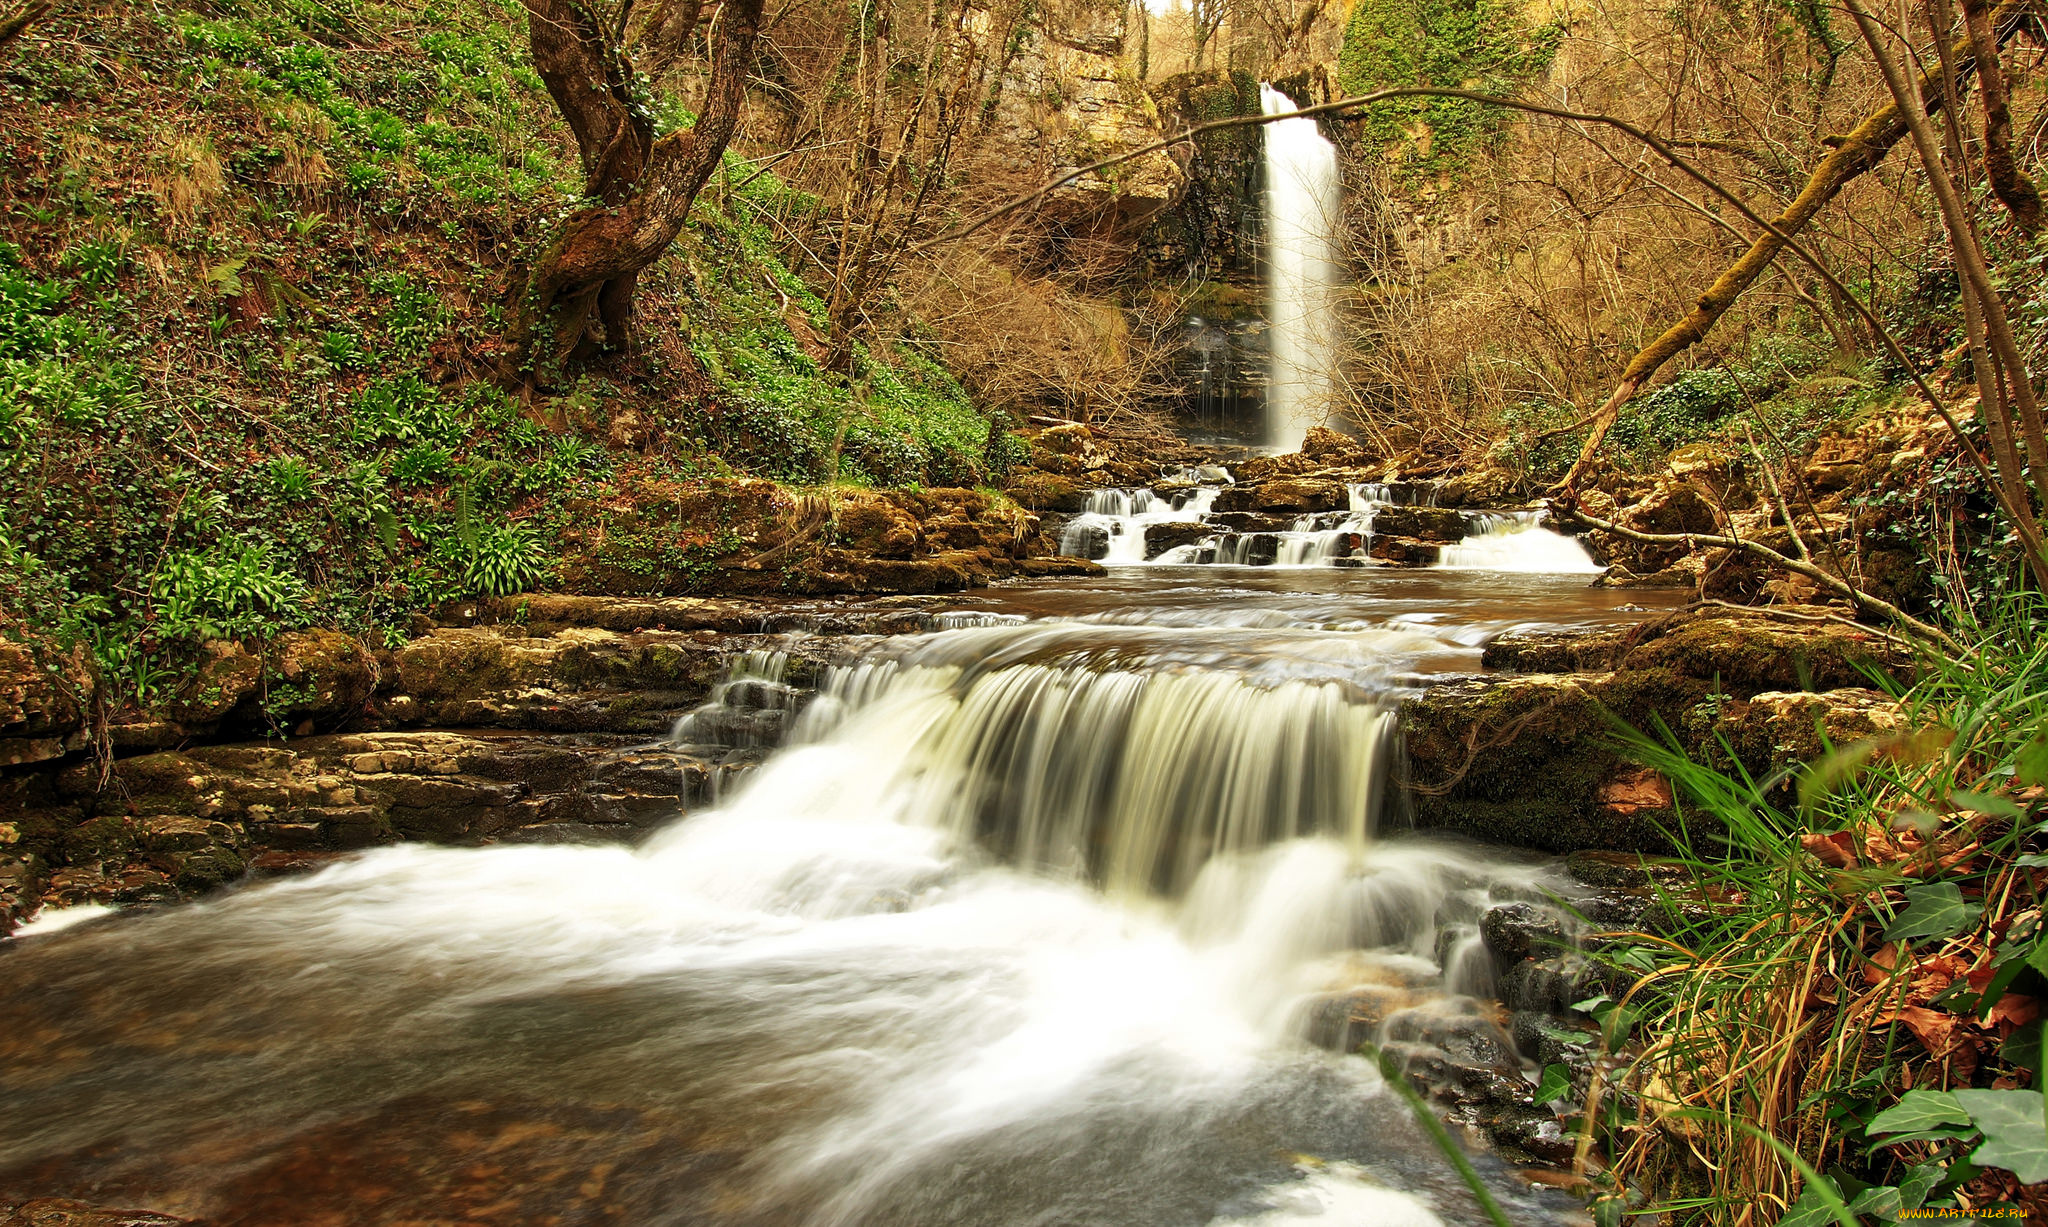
[1555,505,1964,653]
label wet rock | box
[1437,468,1524,507]
[1300,983,1415,1053]
[1399,674,1667,851]
[1014,555,1107,578]
[1499,955,1611,1014]
[1481,901,1570,966]
[1487,1105,1583,1165]
[1366,535,1438,566]
[1064,522,1110,561]
[1382,1007,1530,1112]
[1511,1010,1604,1070]
[26,731,741,910]
[1370,506,1470,541]
[0,636,95,766]
[1205,511,1293,533]
[1142,521,1211,559]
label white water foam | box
[1436,512,1605,574]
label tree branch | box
[1556,505,1964,652]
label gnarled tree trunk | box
[506,0,762,386]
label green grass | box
[1580,591,2048,1222]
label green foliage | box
[1336,0,1562,179]
[685,173,995,487]
[150,539,310,642]
[1583,593,2048,1220]
[0,0,996,720]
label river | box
[0,540,1679,1226]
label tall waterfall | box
[1261,84,1342,454]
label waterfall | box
[0,608,1597,1226]
[1435,512,1606,574]
[1261,84,1342,455]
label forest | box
[2,0,2048,1222]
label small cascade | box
[1065,480,1444,568]
[669,649,806,787]
[1436,511,1606,574]
[1059,485,1222,564]
[1261,84,1343,454]
[770,623,1404,898]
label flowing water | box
[1260,84,1342,454]
[1060,480,1604,574]
[0,568,1676,1226]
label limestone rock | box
[1370,506,1469,541]
[1300,426,1372,465]
[0,635,94,766]
[259,628,377,725]
[1712,687,1902,782]
[1142,521,1211,558]
[972,0,1186,235]
[1617,605,1908,693]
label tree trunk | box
[506,0,763,386]
[1962,0,2044,233]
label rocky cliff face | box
[973,0,1188,240]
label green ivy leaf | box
[1897,1162,1945,1210]
[1867,1089,1970,1136]
[1953,1088,2048,1183]
[1883,882,1982,943]
[1534,1063,1570,1105]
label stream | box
[0,510,1680,1226]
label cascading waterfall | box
[0,605,1599,1226]
[1436,511,1605,574]
[1059,485,1222,565]
[1261,84,1343,455]
[761,625,1401,898]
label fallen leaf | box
[1877,1005,1959,1055]
[1802,831,1859,868]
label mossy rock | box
[1617,607,1906,695]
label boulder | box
[166,639,262,724]
[1254,478,1350,512]
[1436,468,1523,506]
[1482,627,1632,673]
[1370,506,1471,541]
[258,628,377,725]
[1712,687,1902,783]
[1617,605,1908,693]
[1143,521,1211,559]
[1300,426,1372,465]
[1003,470,1087,512]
